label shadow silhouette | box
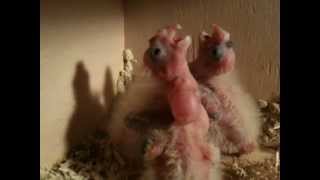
[103,67,115,119]
[65,61,114,153]
[96,66,115,133]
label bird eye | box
[226,40,233,48]
[211,46,223,61]
[148,45,167,64]
[151,48,161,57]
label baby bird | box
[190,24,261,155]
[140,24,221,180]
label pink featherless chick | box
[141,24,221,180]
[190,24,261,155]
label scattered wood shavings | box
[116,49,138,94]
[275,151,279,169]
[41,132,142,180]
[257,99,268,109]
[258,98,280,150]
[222,156,279,180]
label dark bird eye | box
[151,48,161,57]
[226,40,233,48]
[148,46,167,64]
[211,46,223,60]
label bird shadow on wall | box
[64,61,114,155]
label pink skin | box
[144,26,208,126]
[191,25,235,80]
[190,25,255,155]
[143,25,219,179]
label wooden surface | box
[40,0,124,167]
[124,0,279,99]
